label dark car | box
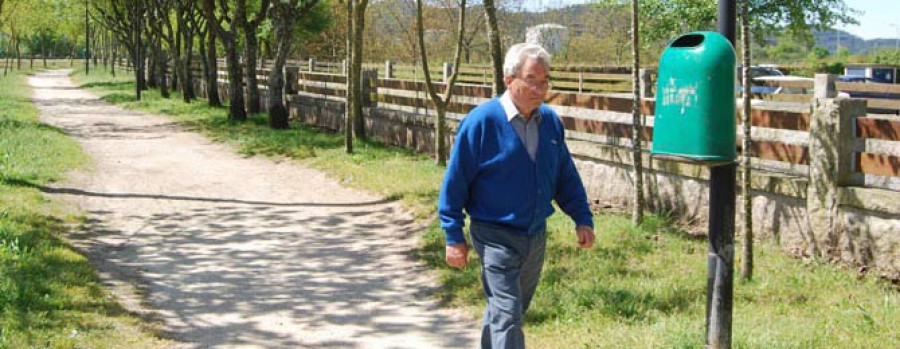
[736,66,785,95]
[837,75,899,114]
[838,75,891,84]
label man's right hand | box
[445,243,469,269]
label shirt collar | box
[500,92,541,122]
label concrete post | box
[814,73,837,98]
[361,68,378,108]
[385,60,393,79]
[640,69,656,98]
[308,58,315,73]
[807,74,866,260]
[442,62,454,84]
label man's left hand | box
[576,225,595,249]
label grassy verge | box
[73,67,899,348]
[0,69,168,347]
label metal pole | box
[85,0,90,74]
[707,1,736,348]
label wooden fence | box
[287,67,900,191]
[115,55,900,272]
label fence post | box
[640,68,656,98]
[385,60,393,79]
[308,58,315,73]
[284,65,299,99]
[361,68,378,108]
[443,62,454,84]
[342,59,347,75]
[807,73,866,260]
[578,68,584,93]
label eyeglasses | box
[518,77,551,90]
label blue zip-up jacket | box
[438,98,594,245]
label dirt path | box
[31,70,477,348]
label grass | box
[73,66,900,348]
[0,68,168,347]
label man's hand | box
[445,243,469,269]
[576,225,595,249]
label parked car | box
[837,75,900,114]
[838,75,891,84]
[736,65,786,94]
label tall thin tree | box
[202,0,248,121]
[267,0,321,129]
[740,0,754,281]
[630,0,644,224]
[415,0,467,165]
[482,0,503,95]
[238,0,271,114]
[344,0,369,153]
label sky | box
[520,0,900,41]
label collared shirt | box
[500,92,541,161]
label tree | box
[188,3,222,106]
[266,0,325,129]
[146,0,172,99]
[238,0,271,114]
[415,0,466,165]
[739,0,753,281]
[344,0,369,153]
[202,0,248,121]
[629,0,643,225]
[93,0,149,100]
[482,0,503,95]
[175,0,203,103]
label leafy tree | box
[266,0,327,129]
[202,0,249,121]
[870,48,900,65]
[598,0,857,60]
[238,0,271,114]
[93,0,149,100]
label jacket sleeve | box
[438,116,480,245]
[552,118,594,229]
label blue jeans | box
[470,221,547,349]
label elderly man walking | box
[438,43,596,349]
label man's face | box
[504,58,550,115]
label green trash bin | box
[652,31,736,165]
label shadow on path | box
[30,69,476,348]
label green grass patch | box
[0,68,168,347]
[74,67,900,348]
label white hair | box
[503,43,552,78]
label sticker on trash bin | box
[661,77,698,115]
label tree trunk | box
[740,0,754,281]
[156,38,170,98]
[482,0,503,95]
[267,22,293,129]
[351,0,368,139]
[243,29,261,114]
[630,0,644,225]
[224,42,247,121]
[344,0,354,153]
[110,38,117,77]
[204,28,221,107]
